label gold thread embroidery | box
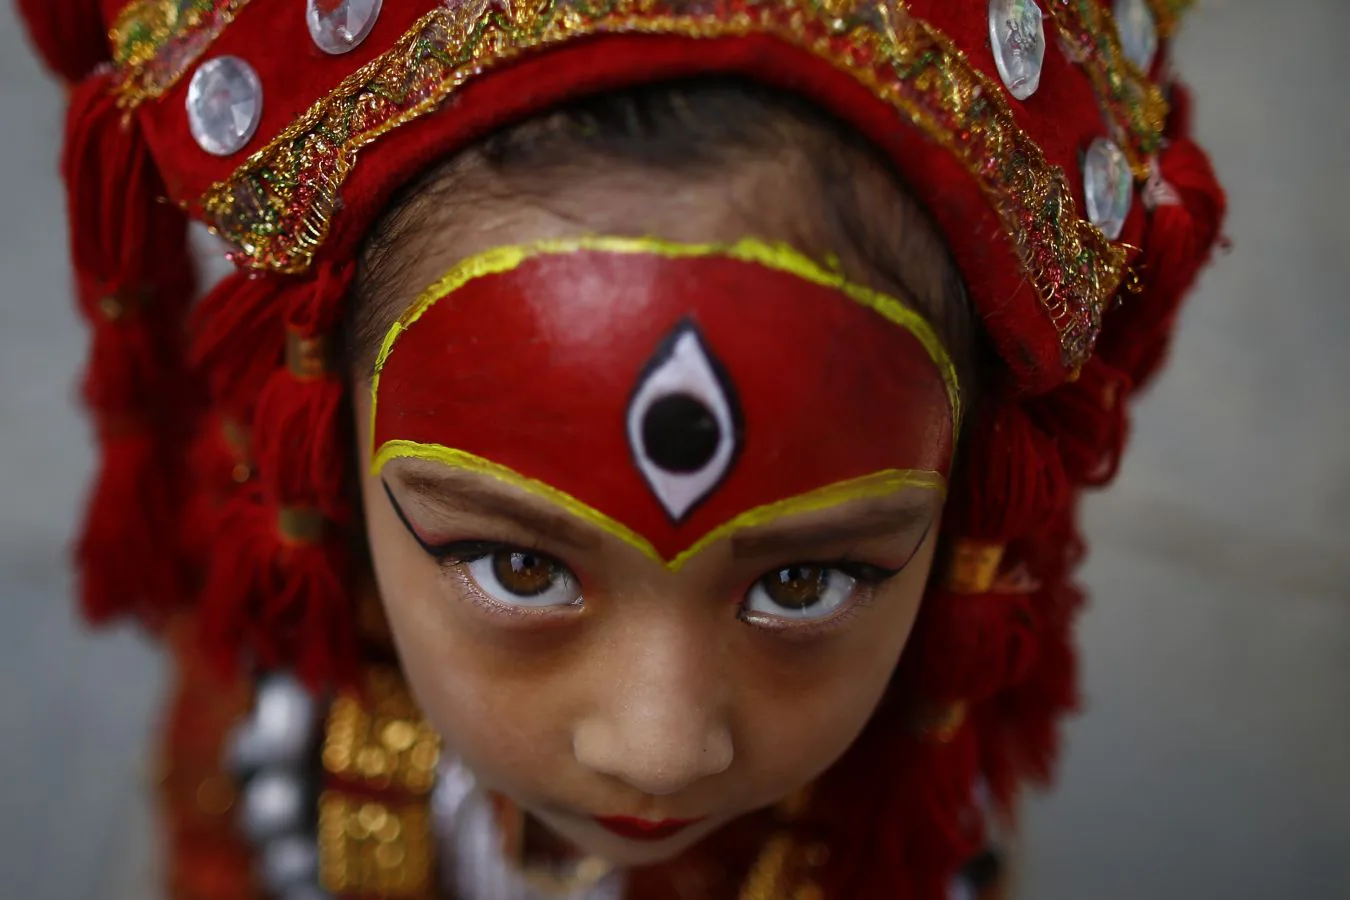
[198,0,1129,370]
[1047,0,1170,178]
[370,236,962,437]
[110,0,252,107]
[372,443,944,572]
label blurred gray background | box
[1,1,1347,898]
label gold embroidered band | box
[188,1,1131,370]
[111,0,253,107]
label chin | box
[535,809,723,867]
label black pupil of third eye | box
[641,393,722,474]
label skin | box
[351,153,954,868]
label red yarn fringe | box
[1100,85,1227,391]
[191,263,358,687]
[15,0,110,83]
[816,713,983,899]
[190,272,288,419]
[903,587,1039,704]
[1029,357,1132,486]
[197,490,357,689]
[950,402,1070,540]
[61,71,198,626]
[251,261,355,522]
[77,431,182,625]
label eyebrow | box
[728,496,936,560]
[387,472,602,553]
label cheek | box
[360,474,581,794]
[731,545,933,795]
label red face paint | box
[371,239,957,566]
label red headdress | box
[19,1,1225,897]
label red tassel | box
[901,403,1069,703]
[78,428,184,625]
[252,262,355,522]
[817,714,982,900]
[1100,86,1227,390]
[190,271,288,418]
[15,0,110,83]
[1029,356,1132,486]
[60,71,198,626]
[194,263,357,686]
[181,413,254,571]
[62,74,192,312]
[197,490,356,688]
[975,506,1086,809]
[904,588,1039,704]
[950,402,1070,540]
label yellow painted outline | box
[368,236,963,451]
[373,440,944,572]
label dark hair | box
[350,77,982,394]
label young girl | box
[17,1,1225,898]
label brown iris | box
[761,566,831,611]
[492,551,558,597]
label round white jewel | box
[1083,138,1134,241]
[238,771,306,843]
[186,56,263,157]
[1113,0,1159,71]
[261,835,320,894]
[306,0,383,55]
[226,673,317,774]
[988,0,1046,101]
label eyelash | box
[736,558,902,638]
[429,537,904,636]
[431,540,583,622]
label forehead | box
[371,238,958,567]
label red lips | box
[592,815,704,841]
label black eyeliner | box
[831,560,904,584]
[381,478,492,560]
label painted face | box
[358,237,960,867]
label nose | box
[572,632,733,797]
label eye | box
[627,321,742,523]
[456,545,583,609]
[742,565,860,622]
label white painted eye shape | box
[464,549,582,609]
[743,566,860,622]
[626,323,742,522]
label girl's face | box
[353,169,957,866]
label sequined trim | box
[1047,0,1169,177]
[110,0,252,107]
[199,0,1129,369]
